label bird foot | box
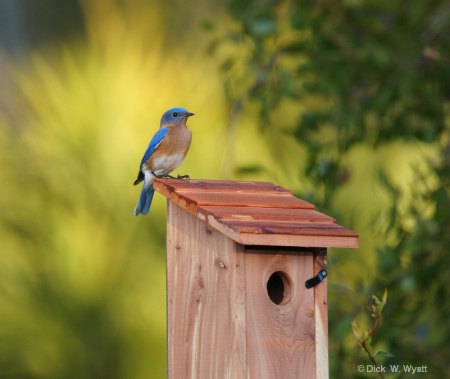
[152,172,190,180]
[154,173,176,179]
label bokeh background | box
[0,0,449,378]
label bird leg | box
[176,174,190,180]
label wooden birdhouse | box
[153,179,358,379]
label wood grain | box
[206,217,359,249]
[165,195,334,378]
[159,190,315,211]
[238,232,359,249]
[166,200,247,379]
[154,178,359,249]
[199,206,336,223]
[157,178,292,194]
[244,249,316,378]
[160,179,356,378]
[314,249,329,379]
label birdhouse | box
[153,179,358,379]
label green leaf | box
[245,17,277,37]
[235,165,265,175]
[201,19,216,32]
[227,0,252,19]
[374,351,395,358]
[352,320,362,344]
[370,288,387,317]
[282,41,308,54]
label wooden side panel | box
[244,249,316,379]
[166,201,247,379]
[314,249,329,379]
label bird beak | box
[186,112,195,118]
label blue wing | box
[140,127,169,166]
[133,127,169,186]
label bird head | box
[160,107,195,126]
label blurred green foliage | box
[352,289,389,378]
[209,0,450,377]
[1,0,450,378]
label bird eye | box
[172,112,178,117]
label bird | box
[133,107,194,216]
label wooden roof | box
[153,179,358,249]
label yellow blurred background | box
[0,1,297,377]
[0,0,443,378]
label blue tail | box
[134,185,155,216]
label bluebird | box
[134,107,194,216]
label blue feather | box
[140,127,169,167]
[134,183,155,216]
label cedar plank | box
[198,206,335,224]
[154,178,291,194]
[217,219,359,237]
[153,179,315,210]
[185,192,315,209]
[239,233,359,248]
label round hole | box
[266,271,293,305]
